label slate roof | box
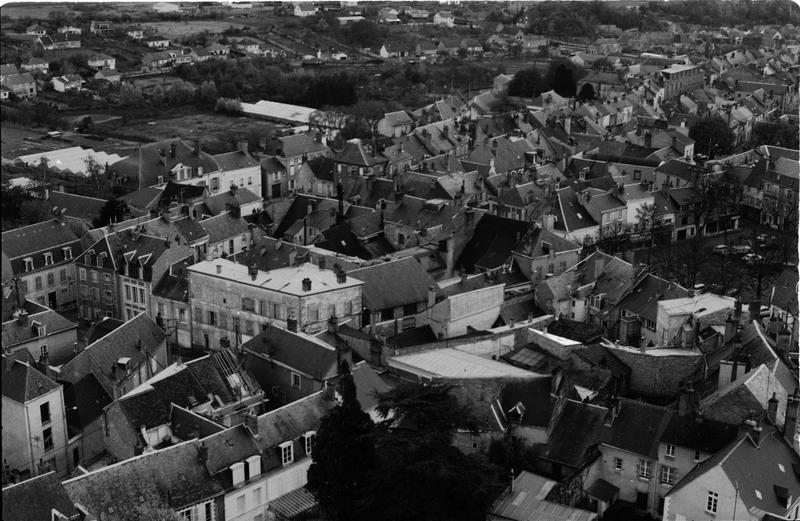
[458,213,530,272]
[211,149,258,171]
[271,132,329,159]
[59,313,166,396]
[48,191,108,223]
[63,439,225,518]
[347,257,438,311]
[542,399,608,468]
[1,308,76,351]
[488,471,597,521]
[382,110,413,128]
[119,186,163,211]
[152,272,189,302]
[253,390,335,451]
[661,414,738,454]
[243,324,340,380]
[573,344,631,377]
[499,377,557,428]
[202,424,260,476]
[601,398,672,458]
[616,273,689,323]
[110,139,220,188]
[1,218,83,266]
[63,373,112,429]
[386,324,437,348]
[554,187,598,233]
[200,212,250,245]
[307,156,336,183]
[169,403,226,441]
[2,472,80,521]
[1,356,60,403]
[667,428,800,517]
[203,187,260,216]
[333,139,388,167]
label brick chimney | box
[743,418,763,447]
[286,315,298,332]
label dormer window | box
[230,461,245,486]
[279,441,294,466]
[24,257,34,271]
[44,253,54,266]
[304,431,316,456]
[97,252,107,268]
[63,247,72,260]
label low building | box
[144,35,171,48]
[51,74,83,93]
[488,471,598,521]
[0,72,37,98]
[87,53,115,70]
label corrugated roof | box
[489,471,597,521]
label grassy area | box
[141,20,247,37]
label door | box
[272,182,282,198]
[204,333,209,351]
[72,447,80,468]
[636,491,648,511]
[48,291,57,309]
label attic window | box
[755,489,762,500]
[779,463,785,473]
[24,257,34,272]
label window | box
[292,372,301,389]
[614,457,623,471]
[305,431,316,455]
[236,495,245,514]
[706,491,718,514]
[90,270,97,283]
[131,286,138,303]
[242,297,255,312]
[24,258,33,271]
[309,305,320,322]
[244,320,253,336]
[60,269,67,282]
[125,285,131,300]
[139,288,145,304]
[104,273,112,282]
[660,465,676,485]
[43,427,53,451]
[79,268,86,281]
[40,402,50,425]
[638,460,651,480]
[178,308,186,323]
[665,444,675,458]
[63,247,72,260]
[280,441,294,466]
[103,290,112,303]
[694,449,701,462]
[44,252,53,265]
[47,273,55,286]
[380,308,394,321]
[35,277,42,290]
[403,303,418,316]
[208,310,216,326]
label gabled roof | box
[498,377,558,428]
[1,356,60,403]
[47,191,108,223]
[201,424,260,476]
[243,324,340,381]
[458,213,530,272]
[667,427,800,517]
[203,187,260,216]
[1,218,82,260]
[333,139,388,167]
[212,149,259,171]
[63,438,225,518]
[771,268,798,315]
[601,398,672,458]
[110,138,220,188]
[543,399,608,468]
[1,308,77,353]
[200,212,250,244]
[2,472,80,521]
[59,313,166,396]
[347,257,439,311]
[661,414,738,454]
[64,373,112,429]
[253,390,335,451]
[615,273,689,323]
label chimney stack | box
[301,278,312,292]
[743,418,763,446]
[197,441,208,464]
[319,257,327,271]
[244,410,258,437]
[170,142,177,158]
[427,285,437,309]
[248,263,258,281]
[193,139,201,157]
[239,139,248,156]
[216,264,222,274]
[286,315,298,332]
[767,392,779,425]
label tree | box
[592,57,613,72]
[635,202,660,265]
[577,82,596,102]
[689,116,735,157]
[119,82,144,107]
[0,185,51,231]
[751,121,799,149]
[92,198,128,228]
[507,66,544,98]
[199,80,217,106]
[307,372,377,521]
[544,60,581,98]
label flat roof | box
[241,100,316,124]
[387,348,535,379]
[187,259,363,296]
[657,293,736,317]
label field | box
[140,20,247,38]
[0,4,77,18]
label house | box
[26,24,47,36]
[768,268,798,347]
[59,312,169,400]
[379,111,414,140]
[144,35,171,48]
[760,156,799,230]
[39,33,81,50]
[20,57,49,74]
[513,217,582,285]
[126,27,144,40]
[551,186,600,244]
[428,274,505,338]
[378,6,400,24]
[87,52,116,70]
[347,257,440,329]
[433,10,455,27]
[293,3,317,17]
[262,132,331,199]
[661,64,704,100]
[0,72,37,98]
[94,68,121,84]
[1,355,71,481]
[663,419,800,521]
[379,42,410,59]
[62,371,113,470]
[187,258,363,347]
[611,273,689,347]
[2,284,78,364]
[51,74,84,93]
[152,1,181,12]
[89,20,112,35]
[141,50,175,71]
[2,471,84,520]
[243,320,350,406]
[1,218,84,311]
[110,138,221,191]
[58,25,82,35]
[332,138,389,178]
[206,42,230,57]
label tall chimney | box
[286,315,298,332]
[427,285,437,309]
[743,418,763,446]
[239,139,248,156]
[767,392,779,425]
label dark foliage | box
[689,116,735,157]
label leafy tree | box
[119,83,144,107]
[689,116,735,157]
[544,60,581,98]
[199,80,217,106]
[151,84,166,106]
[507,66,545,98]
[342,19,385,48]
[751,122,799,149]
[307,372,377,521]
[592,57,613,72]
[0,185,51,231]
[635,202,661,265]
[92,198,128,228]
[215,97,242,114]
[577,82,596,102]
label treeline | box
[507,60,587,99]
[525,0,800,39]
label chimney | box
[542,213,555,232]
[286,315,298,332]
[743,418,763,446]
[336,182,344,224]
[319,257,326,271]
[170,142,176,158]
[644,131,652,149]
[336,269,346,284]
[244,410,258,437]
[197,441,208,464]
[767,392,779,425]
[427,285,437,309]
[678,382,698,417]
[734,299,743,321]
[776,327,791,355]
[248,263,258,281]
[604,397,621,426]
[301,278,312,291]
[747,301,760,321]
[723,314,737,344]
[216,264,222,274]
[193,139,201,157]
[159,148,167,166]
[785,389,800,447]
[460,272,468,286]
[239,139,248,156]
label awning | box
[587,478,619,503]
[268,487,318,520]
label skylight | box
[755,490,762,500]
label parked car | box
[712,244,728,255]
[743,253,764,264]
[731,244,752,255]
[331,52,348,60]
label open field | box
[141,20,247,37]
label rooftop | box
[388,348,534,379]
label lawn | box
[140,20,247,38]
